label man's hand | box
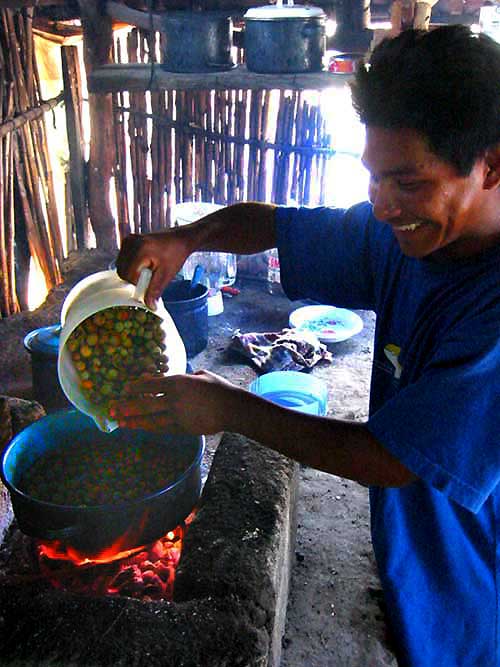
[109,370,240,434]
[115,229,192,309]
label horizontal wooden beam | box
[106,0,162,30]
[88,62,351,93]
[0,93,64,139]
[1,0,65,7]
[104,0,336,26]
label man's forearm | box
[187,202,278,255]
[227,388,416,488]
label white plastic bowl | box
[289,304,363,343]
[249,370,328,416]
[58,269,187,432]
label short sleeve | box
[275,202,382,309]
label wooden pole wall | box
[61,45,87,251]
[0,9,336,318]
[79,0,117,252]
[111,30,334,236]
[0,7,63,316]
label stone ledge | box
[175,432,299,667]
[0,431,298,667]
[0,396,46,545]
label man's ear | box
[483,144,500,190]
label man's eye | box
[398,181,421,191]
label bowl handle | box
[133,267,153,304]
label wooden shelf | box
[88,63,352,93]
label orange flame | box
[38,511,153,566]
[37,528,183,601]
[36,514,195,602]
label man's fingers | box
[116,235,148,282]
[110,395,171,419]
[117,413,169,431]
[122,374,173,395]
[145,265,171,309]
[116,412,188,435]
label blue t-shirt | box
[276,201,500,667]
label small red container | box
[328,52,362,74]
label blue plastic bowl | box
[249,371,328,416]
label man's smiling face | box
[362,127,497,260]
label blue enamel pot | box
[1,409,204,555]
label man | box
[113,26,500,666]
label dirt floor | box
[0,249,397,667]
[280,326,398,667]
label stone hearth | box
[0,431,298,667]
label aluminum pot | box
[161,10,235,73]
[1,409,205,555]
[244,2,326,73]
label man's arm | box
[116,202,277,308]
[192,202,278,254]
[113,371,417,488]
[230,387,417,487]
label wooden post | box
[61,45,87,249]
[413,0,439,29]
[79,0,117,252]
[391,0,415,33]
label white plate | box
[289,305,363,343]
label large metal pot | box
[161,10,235,73]
[1,409,204,554]
[244,2,326,74]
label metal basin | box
[1,409,204,555]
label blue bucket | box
[162,280,209,358]
[23,324,71,412]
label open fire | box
[36,514,194,601]
[0,433,296,666]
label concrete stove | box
[0,431,298,667]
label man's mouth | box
[393,222,424,232]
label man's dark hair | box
[351,25,500,175]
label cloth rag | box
[229,328,332,373]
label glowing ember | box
[37,517,194,601]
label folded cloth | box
[229,328,333,373]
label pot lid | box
[24,324,61,357]
[244,0,326,20]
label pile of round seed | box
[18,439,195,506]
[66,306,167,417]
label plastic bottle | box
[267,248,284,295]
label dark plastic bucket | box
[24,325,71,412]
[162,280,209,358]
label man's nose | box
[370,182,402,221]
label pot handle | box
[206,62,236,70]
